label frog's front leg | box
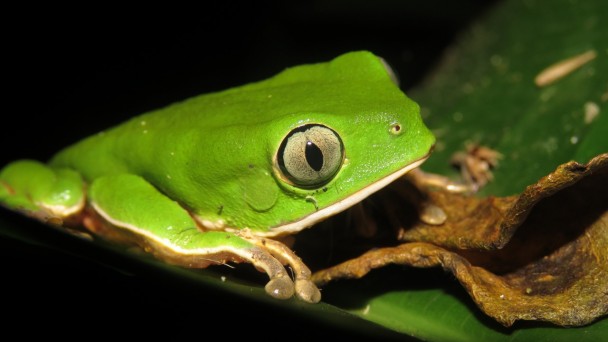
[395,145,501,226]
[235,230,321,303]
[86,174,321,303]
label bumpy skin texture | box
[0,51,435,302]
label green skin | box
[0,51,435,303]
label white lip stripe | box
[226,154,430,237]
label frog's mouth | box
[258,152,431,237]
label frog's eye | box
[379,57,400,86]
[277,124,344,188]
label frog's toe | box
[295,279,321,303]
[238,231,322,303]
[265,276,295,300]
[419,203,447,225]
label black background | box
[1,1,500,339]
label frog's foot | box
[0,160,85,225]
[237,230,322,303]
[450,143,503,190]
[250,249,296,300]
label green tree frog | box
[0,51,435,303]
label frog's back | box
[50,51,408,182]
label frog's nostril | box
[390,123,402,135]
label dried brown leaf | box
[312,153,608,326]
[400,153,607,250]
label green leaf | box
[412,0,608,197]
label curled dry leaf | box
[312,153,608,327]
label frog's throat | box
[243,153,430,238]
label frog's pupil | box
[305,141,323,171]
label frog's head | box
[185,51,434,235]
[232,51,435,236]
